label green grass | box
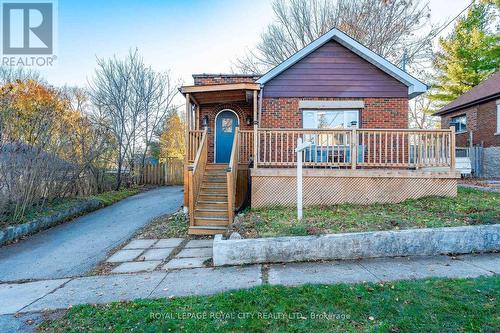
[90,187,142,206]
[235,188,500,237]
[1,187,143,229]
[38,276,499,332]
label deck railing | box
[227,127,240,223]
[256,128,455,169]
[188,130,204,163]
[239,129,253,163]
[187,128,208,225]
[186,128,456,170]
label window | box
[303,110,359,129]
[302,110,359,146]
[451,115,467,133]
[222,118,233,133]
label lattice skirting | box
[251,169,458,208]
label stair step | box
[196,208,227,212]
[196,203,228,210]
[206,164,227,169]
[194,217,229,226]
[198,200,228,205]
[188,226,226,235]
[195,209,228,218]
[201,185,226,189]
[199,193,228,198]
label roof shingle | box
[435,70,500,115]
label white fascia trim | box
[299,100,364,109]
[256,28,428,99]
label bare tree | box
[89,49,179,189]
[409,95,439,129]
[0,66,42,84]
[233,0,440,76]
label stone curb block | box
[0,199,102,246]
[213,224,500,266]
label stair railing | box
[226,127,240,224]
[188,128,208,225]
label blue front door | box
[215,110,239,163]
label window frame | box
[496,100,500,135]
[451,114,467,134]
[302,109,360,129]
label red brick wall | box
[440,99,499,147]
[198,102,253,162]
[260,97,408,128]
[193,74,259,86]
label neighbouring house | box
[433,70,500,178]
[180,28,459,235]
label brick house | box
[434,70,500,178]
[180,28,459,235]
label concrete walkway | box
[0,187,183,282]
[0,253,498,317]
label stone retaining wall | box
[213,225,500,266]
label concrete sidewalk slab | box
[106,249,144,263]
[142,248,174,261]
[0,279,69,315]
[154,238,184,248]
[457,253,500,274]
[177,247,212,258]
[268,261,378,286]
[23,273,166,313]
[123,239,158,250]
[151,265,262,298]
[184,239,213,248]
[359,256,493,281]
[163,257,210,270]
[111,261,162,273]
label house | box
[433,70,500,178]
[180,28,459,235]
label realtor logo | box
[2,1,53,54]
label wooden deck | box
[185,127,457,234]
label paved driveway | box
[0,186,183,282]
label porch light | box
[246,115,253,125]
[202,115,209,128]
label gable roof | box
[433,70,500,116]
[256,28,427,99]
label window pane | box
[303,111,316,128]
[222,118,233,133]
[344,111,359,127]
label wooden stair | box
[189,164,229,235]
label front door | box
[215,110,239,163]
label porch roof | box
[180,83,260,105]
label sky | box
[39,0,473,87]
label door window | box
[222,118,233,133]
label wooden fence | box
[138,159,183,185]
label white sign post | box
[295,137,311,221]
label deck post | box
[450,126,456,171]
[253,90,258,168]
[351,128,357,169]
[183,94,191,212]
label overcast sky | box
[40,0,472,87]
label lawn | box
[232,188,500,238]
[38,276,499,332]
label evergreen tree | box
[430,1,499,106]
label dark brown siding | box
[263,40,407,98]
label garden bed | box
[230,188,499,238]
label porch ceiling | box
[180,83,260,105]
